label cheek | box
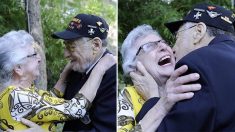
[140,54,156,70]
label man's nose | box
[36,53,41,63]
[172,46,177,60]
[172,45,176,55]
[64,49,70,58]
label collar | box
[85,49,107,75]
[208,34,235,46]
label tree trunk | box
[25,0,47,90]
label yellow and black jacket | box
[0,85,90,131]
[117,86,145,132]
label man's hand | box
[162,65,201,112]
[6,118,45,132]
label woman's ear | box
[193,22,207,44]
[13,64,23,76]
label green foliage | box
[0,0,26,35]
[40,0,117,89]
[118,0,232,89]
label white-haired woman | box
[118,24,201,131]
[0,30,115,131]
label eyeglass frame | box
[20,53,38,61]
[135,39,170,56]
[64,38,93,52]
[174,25,197,39]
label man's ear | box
[13,64,23,76]
[193,22,207,44]
[92,37,102,52]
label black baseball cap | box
[52,14,109,40]
[165,3,235,34]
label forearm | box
[53,77,66,97]
[79,69,106,102]
[10,88,91,122]
[139,98,168,131]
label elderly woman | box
[0,30,115,131]
[118,24,201,131]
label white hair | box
[121,24,160,75]
[0,30,34,91]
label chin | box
[72,65,86,73]
[159,65,174,78]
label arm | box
[6,118,44,132]
[10,54,116,123]
[52,62,72,97]
[130,62,201,131]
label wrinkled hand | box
[6,118,45,132]
[162,65,201,112]
[130,61,159,100]
[93,53,116,74]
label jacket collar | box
[208,34,235,46]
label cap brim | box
[165,20,185,34]
[52,30,82,40]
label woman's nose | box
[157,42,167,52]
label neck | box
[11,75,33,88]
[94,48,106,62]
[197,35,215,48]
[85,48,106,74]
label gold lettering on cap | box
[72,18,81,23]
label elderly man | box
[136,3,235,131]
[52,14,116,131]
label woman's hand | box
[60,62,73,80]
[6,118,45,132]
[130,61,159,100]
[93,53,116,74]
[53,62,73,95]
[161,65,201,113]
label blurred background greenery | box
[118,0,233,90]
[0,0,117,89]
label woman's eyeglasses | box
[135,40,170,56]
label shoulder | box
[176,45,218,69]
[178,39,235,65]
[0,86,16,96]
[104,64,117,78]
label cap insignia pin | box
[88,28,95,35]
[194,11,202,19]
[96,21,102,26]
[232,14,235,18]
[206,10,221,18]
[99,28,106,33]
[221,16,232,24]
